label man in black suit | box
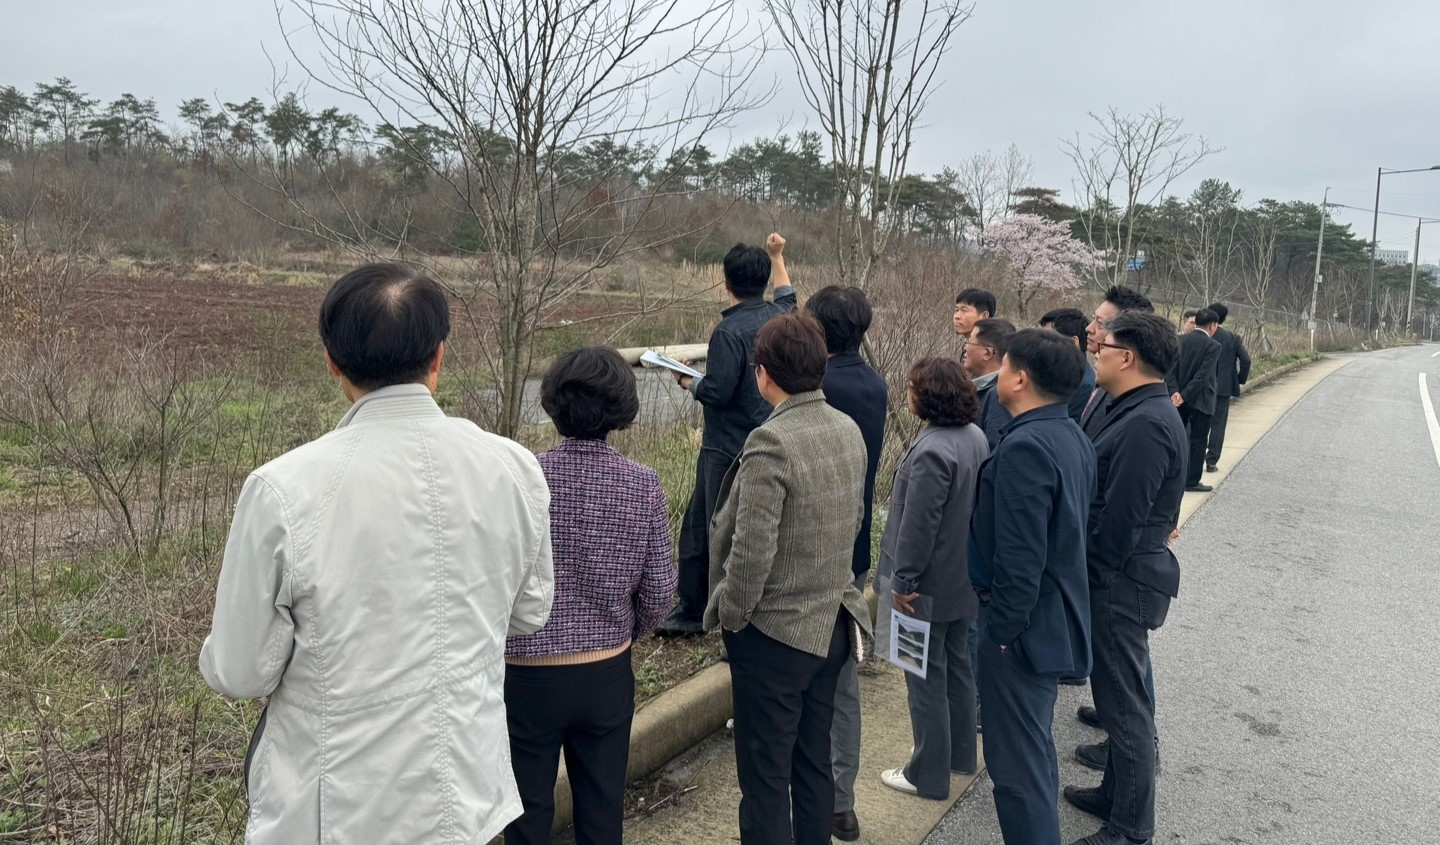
[805,285,888,843]
[969,329,1096,845]
[1081,287,1154,440]
[1064,311,1187,845]
[1203,303,1251,473]
[1164,308,1221,493]
[1041,307,1098,425]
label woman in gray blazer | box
[876,356,989,800]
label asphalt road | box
[926,344,1440,845]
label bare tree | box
[1065,105,1220,286]
[1240,200,1282,353]
[1177,179,1243,305]
[263,0,764,436]
[953,144,1033,244]
[765,0,973,290]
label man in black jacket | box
[805,285,887,842]
[1041,307,1098,425]
[1164,309,1221,493]
[658,235,796,635]
[1081,287,1154,440]
[1064,311,1186,845]
[1203,303,1251,473]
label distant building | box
[1377,249,1410,266]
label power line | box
[1325,201,1440,222]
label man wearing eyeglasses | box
[1063,311,1186,845]
[963,317,1018,450]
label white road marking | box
[1421,373,1440,472]
[1431,349,1440,357]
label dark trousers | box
[725,617,848,845]
[976,614,1061,845]
[1178,405,1212,486]
[903,618,977,799]
[1205,395,1232,466]
[504,650,635,845]
[675,448,735,621]
[1090,576,1171,842]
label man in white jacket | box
[200,263,554,845]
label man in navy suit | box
[1064,311,1187,845]
[805,285,888,843]
[969,329,1096,845]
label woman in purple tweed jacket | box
[504,346,677,845]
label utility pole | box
[1367,167,1381,339]
[1309,189,1328,351]
[1407,219,1422,338]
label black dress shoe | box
[1068,825,1150,845]
[1074,739,1108,771]
[1063,785,1112,821]
[1184,483,1213,493]
[1076,705,1102,729]
[832,810,860,842]
[1205,462,1218,473]
[1059,676,1087,686]
[654,610,704,638]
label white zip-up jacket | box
[200,383,554,844]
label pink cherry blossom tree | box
[982,213,1108,318]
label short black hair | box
[1003,328,1086,403]
[1182,309,1198,320]
[540,346,639,439]
[755,312,828,394]
[1195,308,1219,328]
[723,244,771,299]
[1207,302,1230,323]
[1103,285,1153,313]
[1039,307,1087,347]
[318,263,451,390]
[972,317,1017,356]
[955,288,997,316]
[805,285,872,355]
[908,356,980,427]
[1105,311,1180,378]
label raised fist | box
[765,232,786,257]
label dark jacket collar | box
[722,297,770,317]
[1105,381,1169,413]
[827,352,867,368]
[1000,402,1068,435]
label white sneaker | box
[880,768,918,795]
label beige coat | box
[199,384,553,844]
[704,390,873,657]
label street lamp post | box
[1366,164,1440,339]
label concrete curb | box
[1239,353,1323,394]
[550,663,733,833]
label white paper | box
[640,349,703,379]
[887,609,931,679]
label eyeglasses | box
[963,340,994,353]
[1095,341,1131,354]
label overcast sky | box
[6,0,1440,261]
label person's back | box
[200,265,553,845]
[709,394,867,650]
[969,403,1095,673]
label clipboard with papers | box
[640,349,703,379]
